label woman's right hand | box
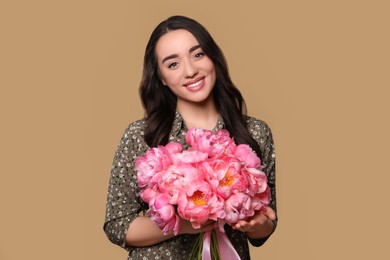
[178,219,216,235]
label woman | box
[104,15,277,259]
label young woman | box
[104,15,277,259]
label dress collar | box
[170,110,225,137]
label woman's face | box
[155,29,216,107]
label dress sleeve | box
[103,122,148,250]
[247,118,277,247]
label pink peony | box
[204,156,249,199]
[233,144,261,169]
[165,142,183,157]
[177,180,225,229]
[146,193,181,235]
[252,186,271,207]
[186,128,236,158]
[135,145,174,188]
[186,128,213,154]
[224,193,256,224]
[158,163,198,204]
[244,167,269,196]
[208,129,236,157]
[171,149,208,165]
[140,187,159,204]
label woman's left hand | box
[231,207,276,239]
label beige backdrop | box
[1,0,389,259]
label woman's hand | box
[179,219,216,235]
[231,207,276,239]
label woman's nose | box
[184,60,198,78]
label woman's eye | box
[168,62,178,69]
[194,52,205,58]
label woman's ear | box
[161,79,167,86]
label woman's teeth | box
[187,80,202,88]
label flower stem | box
[210,229,221,260]
[189,230,221,260]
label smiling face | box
[155,29,217,108]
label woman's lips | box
[183,77,205,91]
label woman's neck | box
[177,100,219,130]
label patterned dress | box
[103,112,277,260]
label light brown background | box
[1,0,389,259]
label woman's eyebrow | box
[162,45,201,64]
[162,54,178,64]
[189,45,201,53]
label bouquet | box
[135,128,270,259]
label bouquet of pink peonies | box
[135,128,270,259]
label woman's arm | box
[103,121,148,249]
[243,118,278,246]
[125,216,175,246]
[126,216,216,246]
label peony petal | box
[234,144,261,169]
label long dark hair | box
[139,15,261,157]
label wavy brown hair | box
[139,16,262,157]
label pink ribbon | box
[202,231,212,260]
[202,229,241,260]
